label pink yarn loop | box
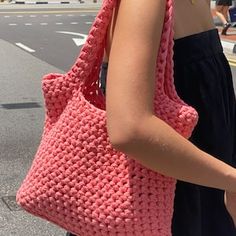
[17,0,198,235]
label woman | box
[67,0,236,235]
[215,0,232,35]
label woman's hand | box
[225,191,236,227]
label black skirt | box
[172,28,236,236]
[216,0,232,6]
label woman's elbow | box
[107,119,141,152]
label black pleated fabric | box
[172,28,236,236]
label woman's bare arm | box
[106,0,236,192]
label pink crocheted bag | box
[17,0,198,235]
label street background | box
[0,1,236,236]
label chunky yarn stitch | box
[16,0,198,235]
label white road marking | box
[40,23,48,25]
[221,41,235,52]
[30,15,36,17]
[70,22,78,25]
[17,15,23,18]
[4,16,10,18]
[9,23,17,26]
[56,31,87,37]
[55,22,63,25]
[15,43,35,53]
[55,14,62,17]
[85,22,92,25]
[56,31,88,47]
[72,38,87,47]
[25,23,32,26]
[80,14,86,16]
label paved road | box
[0,7,99,236]
[1,6,236,86]
[0,8,98,71]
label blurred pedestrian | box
[215,0,232,35]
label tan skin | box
[104,0,214,59]
[105,0,236,226]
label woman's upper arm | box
[106,0,166,144]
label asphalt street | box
[0,4,236,236]
[0,8,98,71]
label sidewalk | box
[217,27,236,55]
[211,4,236,55]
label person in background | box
[215,0,232,35]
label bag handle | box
[66,0,117,87]
[162,11,187,104]
[152,0,174,96]
[67,0,174,97]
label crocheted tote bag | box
[17,0,198,235]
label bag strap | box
[67,0,174,99]
[153,0,174,96]
[67,0,117,87]
[162,4,186,104]
[104,0,120,61]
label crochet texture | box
[17,0,198,235]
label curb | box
[221,39,236,54]
[14,1,84,3]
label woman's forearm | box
[111,115,236,192]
